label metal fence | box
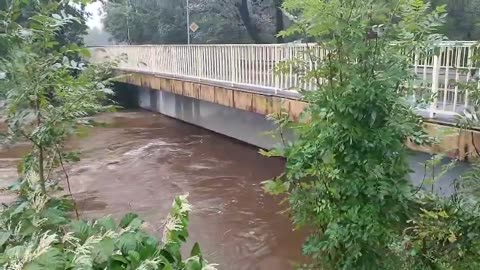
[90,42,479,119]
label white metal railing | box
[90,44,325,92]
[89,42,479,119]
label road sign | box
[189,22,199,33]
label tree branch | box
[54,143,79,220]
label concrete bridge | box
[90,42,480,160]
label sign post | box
[186,0,190,44]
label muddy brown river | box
[0,110,305,269]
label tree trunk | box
[274,0,285,43]
[35,98,46,194]
[237,0,264,43]
[38,146,46,194]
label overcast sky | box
[85,1,104,29]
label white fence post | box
[429,54,440,118]
[230,45,235,86]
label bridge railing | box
[90,42,479,119]
[90,44,323,91]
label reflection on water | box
[60,111,304,270]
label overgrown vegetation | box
[1,0,117,199]
[101,0,480,45]
[0,0,88,57]
[0,0,213,269]
[103,0,289,44]
[263,0,480,269]
[0,178,215,270]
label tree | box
[262,0,457,268]
[273,0,285,43]
[0,0,89,55]
[103,0,187,44]
[235,0,265,43]
[191,0,284,44]
[1,0,114,194]
[438,0,480,40]
[0,0,215,268]
[103,0,286,44]
[102,0,480,44]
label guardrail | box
[90,42,479,119]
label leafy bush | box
[397,192,480,269]
[399,42,480,270]
[0,1,215,269]
[0,0,118,195]
[0,175,215,270]
[263,0,480,269]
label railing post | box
[465,45,474,108]
[429,54,440,118]
[230,46,235,86]
[199,46,203,77]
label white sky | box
[85,1,104,29]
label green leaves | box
[95,216,117,232]
[0,1,215,270]
[0,192,214,270]
[261,0,473,269]
[24,247,65,270]
[0,231,11,248]
[262,177,289,195]
[184,256,203,270]
[92,237,115,264]
[117,232,140,255]
[120,212,141,228]
[71,220,93,242]
[0,0,117,198]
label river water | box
[60,111,304,270]
[0,109,466,269]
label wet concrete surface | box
[0,110,470,269]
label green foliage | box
[0,0,116,193]
[399,41,480,270]
[430,0,480,40]
[103,0,188,44]
[260,0,480,268]
[103,0,286,44]
[189,0,252,44]
[190,0,281,44]
[0,0,89,57]
[1,1,215,269]
[456,43,480,133]
[101,0,480,45]
[398,193,480,269]
[0,176,215,270]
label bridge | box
[90,42,480,158]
